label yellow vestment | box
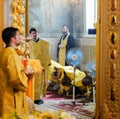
[0,47,28,119]
[58,33,70,66]
[29,39,51,100]
[50,60,86,92]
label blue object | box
[66,47,82,66]
[88,29,96,34]
[86,61,96,72]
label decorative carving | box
[24,38,30,59]
[111,0,116,11]
[15,38,25,57]
[24,37,32,69]
[11,0,25,35]
[110,63,115,79]
[111,15,116,26]
[110,32,117,44]
[111,49,116,59]
[110,86,115,101]
[100,0,120,118]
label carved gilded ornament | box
[101,0,120,118]
[111,15,116,26]
[11,0,25,35]
[111,0,116,11]
[110,31,117,44]
[110,63,116,79]
[111,49,116,59]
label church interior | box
[0,0,120,119]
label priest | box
[29,28,51,105]
[57,25,75,66]
[0,27,33,118]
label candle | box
[22,59,28,67]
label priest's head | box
[2,27,21,48]
[29,27,38,41]
[62,24,69,34]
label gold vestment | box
[0,47,28,119]
[50,60,86,92]
[58,33,70,66]
[29,39,51,99]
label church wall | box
[76,36,96,71]
[29,0,85,38]
[72,0,85,38]
[4,0,12,27]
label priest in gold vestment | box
[57,25,75,66]
[29,28,51,105]
[0,27,32,119]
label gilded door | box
[96,0,120,118]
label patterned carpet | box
[52,101,95,118]
[35,91,95,119]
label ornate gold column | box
[10,0,29,37]
[11,0,25,35]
